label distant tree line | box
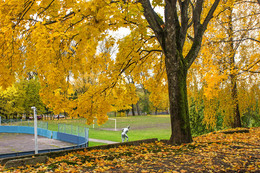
[0,76,48,120]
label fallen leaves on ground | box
[1,127,259,172]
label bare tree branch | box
[138,0,164,34]
[202,0,221,31]
[38,0,55,16]
[13,0,36,29]
[179,0,190,48]
[139,49,162,55]
[193,0,203,36]
[186,0,221,69]
[249,38,260,43]
[207,37,260,44]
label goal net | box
[92,118,117,131]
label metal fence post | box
[85,127,87,147]
[78,126,79,136]
[115,119,116,131]
[31,106,38,154]
[87,128,89,147]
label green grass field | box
[88,141,106,147]
[46,115,172,143]
[10,115,172,146]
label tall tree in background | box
[0,85,24,119]
[0,77,45,118]
[16,78,46,115]
[226,2,241,128]
[194,0,260,129]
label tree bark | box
[165,53,192,144]
[131,104,135,116]
[136,103,141,115]
[231,81,242,128]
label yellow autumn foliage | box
[0,0,259,128]
[191,0,260,128]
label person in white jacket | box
[121,126,130,142]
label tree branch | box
[38,0,55,16]
[13,0,36,29]
[206,37,260,44]
[139,49,162,55]
[193,0,203,36]
[241,70,260,74]
[243,59,260,71]
[179,0,190,49]
[249,38,260,43]
[186,0,220,69]
[138,0,164,45]
[202,0,221,32]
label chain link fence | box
[0,120,87,138]
[58,123,88,138]
[0,119,48,129]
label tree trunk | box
[165,54,192,144]
[230,72,242,128]
[131,104,135,116]
[136,103,141,115]
[227,6,242,128]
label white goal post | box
[109,118,117,131]
[92,118,117,131]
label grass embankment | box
[88,142,106,147]
[1,127,259,172]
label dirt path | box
[0,133,75,154]
[0,133,118,154]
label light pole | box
[31,106,38,154]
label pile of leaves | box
[1,127,259,172]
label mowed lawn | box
[10,115,172,146]
[45,115,172,144]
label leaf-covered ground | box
[1,127,259,173]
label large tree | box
[0,0,221,144]
[194,0,260,129]
[139,0,220,143]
